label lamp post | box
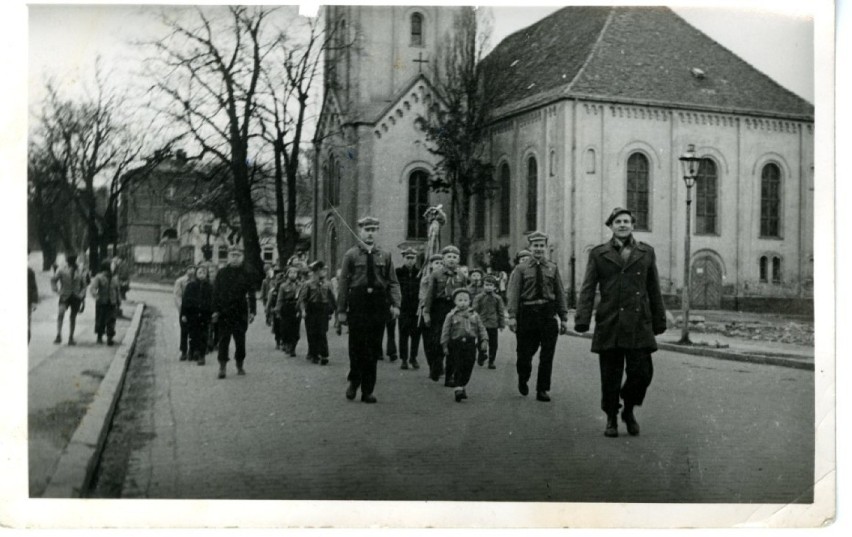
[678,144,701,344]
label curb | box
[129,282,172,294]
[566,332,814,371]
[41,303,146,498]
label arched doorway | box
[690,255,723,309]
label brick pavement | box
[112,288,814,504]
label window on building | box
[585,148,596,174]
[407,170,429,239]
[474,191,486,240]
[526,156,538,232]
[332,161,342,207]
[695,158,718,235]
[218,245,228,261]
[626,152,650,230]
[759,256,768,283]
[410,13,423,46]
[760,163,781,238]
[322,164,330,209]
[772,256,782,284]
[499,163,511,236]
[549,150,556,177]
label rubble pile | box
[706,320,814,346]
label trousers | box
[449,339,477,388]
[217,315,247,365]
[598,348,654,414]
[397,313,421,363]
[347,289,387,395]
[515,304,559,392]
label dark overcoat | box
[575,240,666,353]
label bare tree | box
[145,5,280,282]
[417,7,496,262]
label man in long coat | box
[575,207,666,438]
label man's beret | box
[605,207,635,226]
[357,216,380,227]
[309,260,326,272]
[452,287,471,300]
[401,247,418,258]
[429,254,443,263]
[516,249,531,259]
[441,245,460,256]
[483,275,498,285]
[469,268,483,276]
[526,230,549,244]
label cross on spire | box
[413,52,429,73]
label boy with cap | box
[90,259,122,346]
[300,260,336,365]
[441,287,488,402]
[506,231,569,402]
[174,263,197,360]
[337,216,401,403]
[212,245,256,379]
[275,264,303,356]
[575,207,666,438]
[51,252,87,345]
[468,268,484,303]
[473,275,505,368]
[423,245,468,385]
[396,247,422,370]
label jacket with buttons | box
[440,307,488,349]
[337,243,401,313]
[575,238,667,352]
[506,257,569,321]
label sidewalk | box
[27,266,145,497]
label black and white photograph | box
[1,0,839,529]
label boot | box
[400,360,409,370]
[54,334,62,344]
[107,337,114,346]
[345,382,358,400]
[197,354,206,366]
[217,365,226,379]
[410,358,420,370]
[96,335,103,344]
[179,352,187,361]
[604,413,619,438]
[622,405,640,436]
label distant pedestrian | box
[212,245,257,379]
[473,275,505,369]
[181,265,214,365]
[441,288,488,402]
[90,260,121,346]
[506,232,569,402]
[299,260,336,365]
[260,264,275,325]
[206,264,219,354]
[468,268,484,303]
[337,216,401,403]
[575,207,666,438]
[395,247,421,370]
[423,245,468,385]
[50,252,87,346]
[28,266,38,344]
[112,254,131,308]
[275,265,303,356]
[265,268,285,348]
[173,264,197,361]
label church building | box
[312,6,814,312]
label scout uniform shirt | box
[473,292,506,329]
[299,279,336,316]
[424,266,468,313]
[274,279,302,315]
[506,257,569,321]
[440,307,488,349]
[337,243,401,312]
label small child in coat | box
[473,275,506,369]
[275,265,303,356]
[441,287,488,402]
[299,260,336,365]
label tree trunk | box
[273,140,287,268]
[458,189,472,264]
[230,158,264,286]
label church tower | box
[314,6,464,268]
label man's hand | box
[423,313,431,327]
[507,318,517,332]
[248,313,255,324]
[390,306,400,320]
[212,312,219,322]
[480,342,488,353]
[181,315,188,324]
[559,321,569,335]
[574,324,589,333]
[338,312,347,325]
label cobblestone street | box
[94,288,814,503]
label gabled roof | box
[481,6,813,120]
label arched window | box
[322,163,330,209]
[499,163,511,236]
[695,159,718,235]
[760,163,781,238]
[526,156,538,232]
[333,161,342,206]
[549,150,556,177]
[772,256,782,284]
[410,13,424,46]
[626,152,650,231]
[585,148,596,174]
[474,191,486,240]
[407,170,429,239]
[759,256,769,283]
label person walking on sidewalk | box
[423,245,468,386]
[337,216,401,404]
[473,275,505,369]
[275,265,302,357]
[506,231,569,402]
[299,260,336,365]
[265,268,285,349]
[181,265,214,365]
[418,253,443,374]
[50,252,87,346]
[90,260,122,346]
[575,207,666,438]
[212,245,257,379]
[396,247,421,370]
[28,266,38,344]
[173,264,196,361]
[441,288,488,403]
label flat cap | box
[428,253,443,263]
[526,230,549,243]
[451,287,471,301]
[309,260,326,271]
[483,275,498,285]
[516,249,531,260]
[401,247,418,258]
[357,216,380,227]
[469,267,483,276]
[605,207,634,227]
[441,245,460,256]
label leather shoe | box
[536,391,551,402]
[518,379,529,396]
[410,359,420,370]
[622,406,640,436]
[217,368,226,379]
[345,383,357,400]
[488,363,496,369]
[361,394,377,404]
[604,414,619,437]
[400,361,409,370]
[237,367,246,376]
[454,389,465,403]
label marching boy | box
[473,275,505,369]
[441,287,488,403]
[299,260,336,365]
[275,265,303,356]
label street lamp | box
[678,144,701,344]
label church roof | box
[481,6,813,120]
